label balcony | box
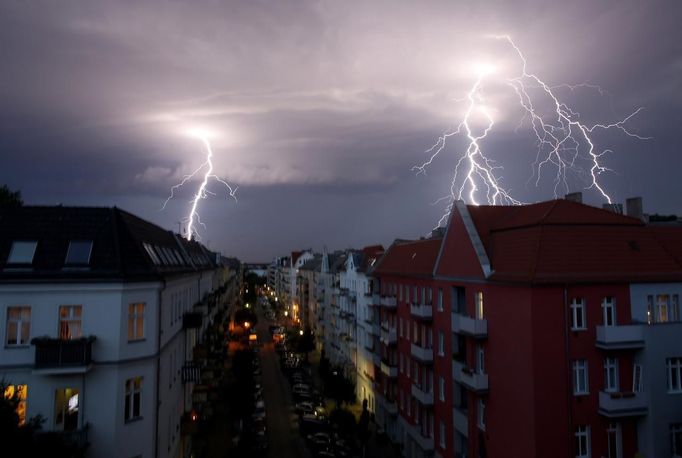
[36,424,89,450]
[381,360,398,378]
[373,353,382,367]
[598,391,648,417]
[452,313,488,338]
[370,322,381,337]
[380,295,397,308]
[372,293,381,306]
[405,422,435,452]
[182,363,202,383]
[453,360,488,393]
[410,342,434,363]
[183,311,203,329]
[32,337,95,374]
[453,408,468,437]
[380,325,397,345]
[595,325,645,350]
[377,392,398,416]
[410,303,433,320]
[411,384,434,405]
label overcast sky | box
[1,0,680,261]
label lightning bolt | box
[416,35,650,226]
[161,135,237,240]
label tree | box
[1,381,82,457]
[0,185,23,207]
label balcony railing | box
[453,360,488,393]
[595,325,645,350]
[380,325,397,345]
[410,342,434,363]
[370,322,381,337]
[453,408,468,437]
[380,295,397,308]
[411,384,434,405]
[598,391,648,417]
[380,360,398,378]
[183,311,203,329]
[377,392,398,415]
[452,313,488,338]
[410,303,433,320]
[32,336,95,372]
[182,363,202,383]
[36,424,89,450]
[405,421,435,452]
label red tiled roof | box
[464,200,682,284]
[372,239,441,277]
[359,245,385,272]
[291,251,302,265]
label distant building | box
[0,206,238,458]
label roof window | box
[65,240,93,265]
[143,243,161,265]
[7,241,38,264]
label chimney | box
[626,197,644,221]
[602,203,624,214]
[565,192,583,203]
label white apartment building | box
[0,206,233,458]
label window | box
[667,358,682,393]
[477,345,485,374]
[437,289,443,312]
[573,360,589,395]
[606,423,621,458]
[439,376,445,402]
[570,298,586,330]
[399,317,403,337]
[477,399,485,430]
[6,306,31,346]
[439,420,446,448]
[128,303,145,341]
[632,364,643,392]
[438,331,444,356]
[602,297,616,326]
[7,241,37,264]
[604,357,619,393]
[59,306,82,339]
[125,377,143,421]
[65,241,93,265]
[475,292,484,319]
[54,387,79,431]
[672,423,682,458]
[399,353,404,373]
[575,425,590,458]
[4,384,27,425]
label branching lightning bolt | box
[161,136,237,240]
[416,35,650,227]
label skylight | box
[7,241,38,264]
[65,240,93,265]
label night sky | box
[1,0,680,261]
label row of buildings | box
[0,205,241,458]
[268,196,682,458]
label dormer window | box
[65,241,93,265]
[7,241,38,264]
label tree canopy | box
[0,185,23,207]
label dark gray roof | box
[0,205,218,282]
[300,255,322,271]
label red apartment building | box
[371,198,682,458]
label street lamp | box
[299,329,304,336]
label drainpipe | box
[154,279,166,458]
[563,286,573,456]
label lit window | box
[7,241,37,264]
[125,377,143,421]
[6,306,31,346]
[573,360,589,395]
[575,425,590,458]
[128,303,145,341]
[667,358,682,393]
[59,306,82,339]
[3,384,27,425]
[65,241,93,265]
[475,292,484,319]
[570,298,586,330]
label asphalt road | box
[254,307,309,458]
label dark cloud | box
[1,0,680,260]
